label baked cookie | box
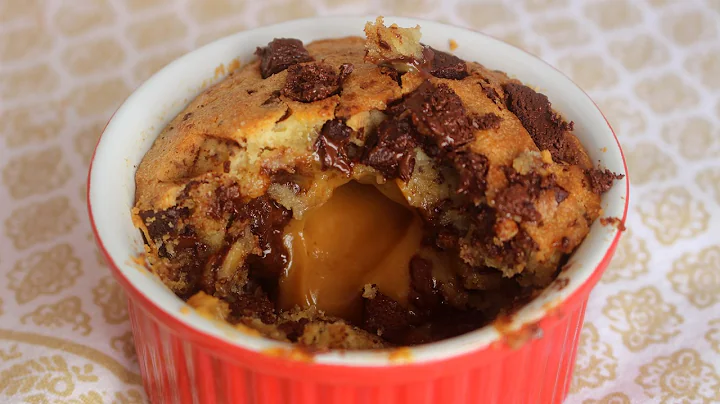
[133,17,622,349]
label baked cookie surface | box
[133,17,621,349]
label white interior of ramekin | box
[89,16,627,366]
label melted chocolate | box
[364,116,418,181]
[315,119,354,176]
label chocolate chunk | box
[599,216,626,231]
[346,142,363,161]
[379,65,402,86]
[480,81,502,105]
[139,206,191,242]
[496,167,570,221]
[428,227,459,251]
[227,285,277,324]
[278,318,310,342]
[241,196,292,279]
[282,62,341,103]
[362,291,414,342]
[315,119,354,176]
[585,168,624,195]
[453,152,489,199]
[503,83,576,164]
[555,187,569,204]
[338,63,354,83]
[560,237,570,250]
[495,229,538,269]
[165,229,209,299]
[391,81,475,152]
[269,170,302,194]
[470,113,502,131]
[428,48,469,80]
[364,117,417,181]
[495,184,541,221]
[467,205,538,269]
[209,183,243,219]
[255,38,313,79]
[409,256,440,310]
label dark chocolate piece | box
[140,206,191,243]
[364,117,417,181]
[495,183,541,222]
[379,65,402,86]
[503,83,578,164]
[241,196,292,279]
[256,38,313,79]
[453,152,489,199]
[282,62,341,102]
[428,48,469,80]
[468,205,539,269]
[315,119,354,176]
[391,81,475,152]
[227,284,277,324]
[362,291,414,342]
[278,318,310,342]
[409,255,440,310]
[338,63,354,83]
[470,113,502,131]
[585,168,624,195]
[496,167,570,221]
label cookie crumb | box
[599,216,626,231]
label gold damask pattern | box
[668,246,720,309]
[0,0,717,402]
[601,229,649,283]
[0,345,21,362]
[696,167,720,205]
[707,319,720,354]
[570,324,617,393]
[0,356,97,398]
[582,392,631,404]
[637,187,709,245]
[93,276,129,324]
[2,146,72,200]
[602,287,682,351]
[635,349,720,404]
[4,198,79,250]
[7,244,82,304]
[625,142,677,186]
[111,332,137,362]
[21,296,92,336]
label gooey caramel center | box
[278,181,423,322]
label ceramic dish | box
[88,16,629,404]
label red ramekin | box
[88,16,629,404]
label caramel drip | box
[278,181,423,322]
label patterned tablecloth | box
[1,0,718,403]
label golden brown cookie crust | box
[133,23,615,349]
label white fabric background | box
[1,1,718,403]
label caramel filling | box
[279,181,423,322]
